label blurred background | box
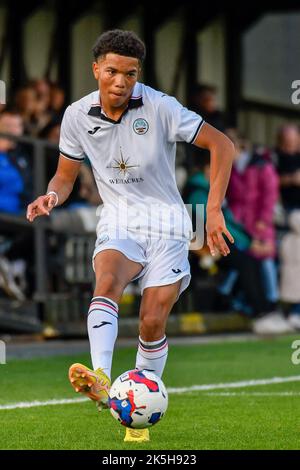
[1,0,300,340]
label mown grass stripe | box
[1,375,300,411]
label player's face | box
[93,53,140,109]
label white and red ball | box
[108,369,168,429]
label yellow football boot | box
[68,363,110,410]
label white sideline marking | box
[0,397,89,410]
[166,375,300,394]
[204,392,300,396]
[1,375,300,411]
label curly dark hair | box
[92,29,146,62]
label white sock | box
[135,336,168,378]
[87,296,118,379]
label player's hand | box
[26,194,57,222]
[206,209,234,257]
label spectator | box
[39,118,61,144]
[15,80,56,137]
[279,210,300,330]
[225,129,292,333]
[0,110,28,213]
[14,85,38,136]
[33,78,51,108]
[30,78,53,135]
[226,129,279,259]
[49,83,66,121]
[275,124,300,211]
[189,83,226,131]
[183,155,291,334]
[0,110,32,300]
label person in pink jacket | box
[226,133,279,261]
[225,129,292,334]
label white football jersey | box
[59,82,204,240]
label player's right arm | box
[26,155,81,222]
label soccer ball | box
[108,369,168,429]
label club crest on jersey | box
[133,118,149,135]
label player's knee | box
[140,313,165,340]
[143,293,175,317]
[94,272,122,299]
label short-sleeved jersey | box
[59,82,204,240]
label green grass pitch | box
[1,334,300,450]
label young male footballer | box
[27,29,235,442]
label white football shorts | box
[92,231,191,299]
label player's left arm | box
[193,122,235,256]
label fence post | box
[33,139,48,302]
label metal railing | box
[0,133,59,301]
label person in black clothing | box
[275,124,300,211]
[189,83,226,132]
